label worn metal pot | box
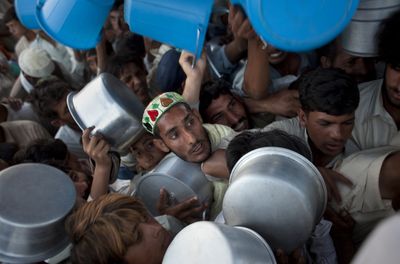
[67,73,145,154]
[135,154,213,217]
[163,221,276,264]
[341,0,400,57]
[223,147,327,253]
[0,163,76,263]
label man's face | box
[204,93,249,131]
[5,19,26,39]
[299,110,355,157]
[123,219,172,264]
[384,64,400,107]
[131,133,166,171]
[267,46,288,65]
[331,49,376,83]
[120,63,150,105]
[156,104,211,163]
[52,95,80,130]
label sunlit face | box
[131,133,166,171]
[6,19,26,39]
[204,94,249,131]
[331,49,376,83]
[120,63,150,105]
[384,64,400,107]
[123,220,172,264]
[299,110,355,157]
[156,104,211,163]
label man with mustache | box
[351,10,400,150]
[142,92,235,166]
[199,79,275,131]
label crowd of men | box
[1,0,400,263]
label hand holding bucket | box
[230,0,360,52]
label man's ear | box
[320,56,332,68]
[153,138,170,153]
[298,109,307,128]
[50,119,65,128]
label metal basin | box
[223,147,327,253]
[0,163,76,263]
[341,0,400,57]
[135,154,213,217]
[163,221,276,264]
[67,73,145,154]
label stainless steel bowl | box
[135,154,213,216]
[67,73,145,154]
[0,163,76,263]
[341,0,400,57]
[223,147,327,253]
[162,221,276,264]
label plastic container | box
[14,0,40,29]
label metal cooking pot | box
[0,163,76,263]
[135,154,213,217]
[223,147,327,253]
[163,221,276,264]
[67,73,145,154]
[341,0,400,57]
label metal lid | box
[0,163,76,263]
[135,173,201,216]
[162,222,276,264]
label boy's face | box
[131,133,166,171]
[204,93,249,131]
[120,63,150,105]
[123,219,172,264]
[299,110,355,157]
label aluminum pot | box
[223,147,327,253]
[135,154,213,217]
[341,0,400,57]
[163,221,276,264]
[0,163,76,263]
[67,73,145,154]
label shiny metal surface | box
[135,154,213,216]
[341,0,400,57]
[67,73,145,154]
[223,147,327,253]
[0,163,76,263]
[163,222,276,264]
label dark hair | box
[30,76,72,121]
[377,9,400,67]
[3,7,18,24]
[105,52,146,78]
[299,68,359,115]
[18,138,68,163]
[226,129,312,172]
[199,80,234,118]
[0,143,19,164]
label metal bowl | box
[223,147,327,253]
[341,0,400,57]
[0,163,76,263]
[67,73,145,154]
[162,221,276,264]
[135,154,213,216]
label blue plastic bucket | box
[124,0,214,60]
[14,0,40,29]
[35,0,115,50]
[231,0,360,52]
